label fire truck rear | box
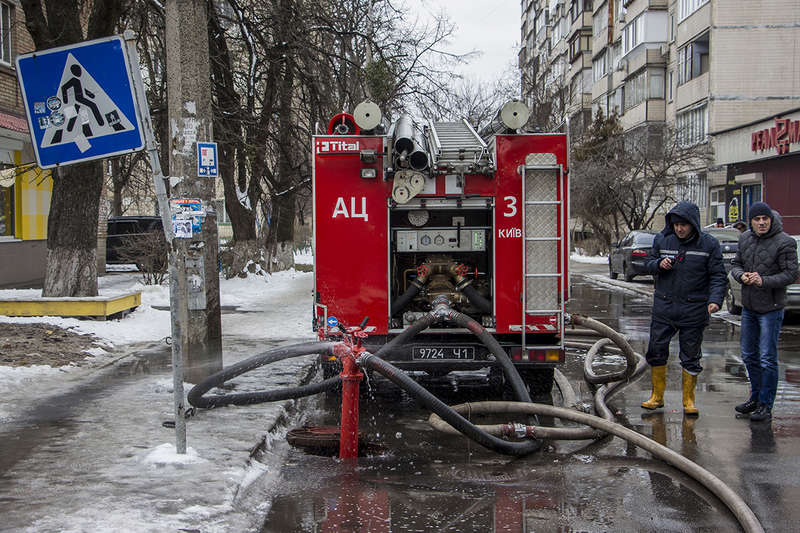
[312,101,569,396]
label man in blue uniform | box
[641,201,727,415]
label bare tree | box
[520,58,568,132]
[205,0,465,276]
[19,0,135,297]
[572,111,714,247]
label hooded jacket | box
[644,201,728,326]
[730,211,798,313]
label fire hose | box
[422,313,763,533]
[187,312,763,532]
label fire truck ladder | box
[520,156,566,356]
[426,119,489,168]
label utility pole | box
[164,0,222,383]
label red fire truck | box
[312,102,568,396]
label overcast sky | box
[411,0,520,83]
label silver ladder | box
[426,119,488,167]
[520,157,566,355]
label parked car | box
[106,216,167,271]
[609,230,657,281]
[705,227,741,272]
[726,235,800,315]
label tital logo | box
[316,139,361,154]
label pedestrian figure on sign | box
[641,201,727,416]
[61,64,104,136]
[731,202,798,422]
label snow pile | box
[294,247,312,265]
[0,364,66,395]
[143,443,207,465]
[0,269,315,349]
[570,252,609,264]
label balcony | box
[676,1,711,48]
[675,71,709,111]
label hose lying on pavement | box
[426,312,763,533]
[359,353,542,456]
[429,401,764,533]
[188,342,339,408]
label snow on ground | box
[0,258,321,532]
[570,252,609,264]
[0,261,316,422]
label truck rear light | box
[512,348,563,362]
[631,249,647,257]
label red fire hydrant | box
[332,324,367,459]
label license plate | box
[412,346,475,360]
[723,253,735,259]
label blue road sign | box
[16,35,144,169]
[327,316,339,328]
[197,141,219,177]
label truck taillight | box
[511,348,564,362]
[631,249,648,257]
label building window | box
[676,103,708,146]
[569,33,591,62]
[676,173,707,205]
[615,0,626,22]
[668,71,674,101]
[0,180,13,237]
[624,69,646,110]
[571,0,591,23]
[678,0,709,22]
[592,50,607,82]
[710,187,725,222]
[0,2,12,64]
[677,32,709,85]
[593,2,608,37]
[669,14,675,41]
[649,70,664,99]
[622,14,644,55]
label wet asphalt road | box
[260,264,800,532]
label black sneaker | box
[750,404,772,422]
[735,399,759,414]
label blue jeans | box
[740,307,784,409]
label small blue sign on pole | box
[197,141,219,177]
[16,35,144,169]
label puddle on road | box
[258,278,800,532]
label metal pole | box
[123,31,186,453]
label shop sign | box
[751,117,800,155]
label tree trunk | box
[43,162,104,296]
[228,239,265,277]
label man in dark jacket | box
[730,202,798,422]
[641,201,727,415]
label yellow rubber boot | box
[641,365,666,410]
[682,369,699,416]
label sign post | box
[121,32,188,454]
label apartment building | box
[520,0,800,229]
[0,1,51,288]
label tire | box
[623,262,635,282]
[609,262,618,280]
[726,286,742,315]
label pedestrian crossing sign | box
[16,35,144,169]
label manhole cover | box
[287,426,385,457]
